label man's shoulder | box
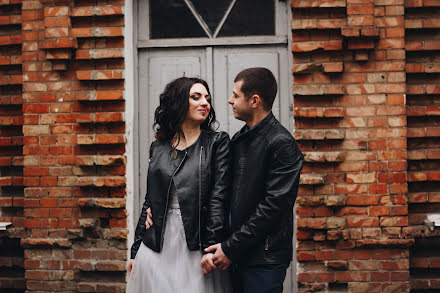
[264,119,294,143]
[265,120,303,158]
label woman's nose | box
[201,97,209,106]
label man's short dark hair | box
[234,67,278,111]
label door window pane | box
[218,0,275,37]
[149,0,275,39]
[190,0,233,34]
[150,0,206,39]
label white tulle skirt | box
[126,208,232,293]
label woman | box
[126,77,232,292]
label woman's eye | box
[190,95,199,100]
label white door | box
[136,1,296,291]
[212,46,291,135]
[138,48,207,192]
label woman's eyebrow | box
[190,92,209,97]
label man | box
[204,67,304,293]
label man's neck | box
[246,111,271,129]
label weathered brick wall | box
[0,0,25,290]
[19,0,127,291]
[291,0,413,292]
[404,1,440,292]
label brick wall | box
[292,0,410,292]
[405,1,440,292]
[292,0,440,292]
[0,0,25,290]
[19,0,126,291]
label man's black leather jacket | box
[131,130,231,259]
[221,113,304,266]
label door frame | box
[127,0,296,291]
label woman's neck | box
[174,122,201,150]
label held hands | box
[200,253,216,275]
[145,208,231,274]
[145,208,153,230]
[204,243,232,270]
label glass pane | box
[150,0,206,39]
[218,0,275,37]
[190,0,233,33]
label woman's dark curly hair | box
[153,77,218,143]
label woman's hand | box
[127,259,135,276]
[145,208,153,230]
[205,243,232,270]
[200,253,216,275]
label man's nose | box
[227,96,233,105]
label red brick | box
[297,251,316,261]
[347,216,379,227]
[49,208,72,218]
[354,249,371,260]
[370,206,390,216]
[372,271,390,281]
[347,195,379,206]
[335,271,369,282]
[297,272,315,282]
[25,219,41,228]
[316,250,334,260]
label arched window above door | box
[150,0,275,39]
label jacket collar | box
[231,112,275,143]
[155,130,208,156]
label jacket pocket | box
[142,226,157,250]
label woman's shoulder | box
[202,129,230,141]
[149,139,169,153]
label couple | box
[126,67,304,293]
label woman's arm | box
[203,132,231,251]
[130,143,155,259]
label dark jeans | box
[231,263,289,293]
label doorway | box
[134,0,295,291]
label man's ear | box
[250,94,262,109]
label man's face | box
[228,80,253,122]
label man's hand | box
[127,259,135,277]
[200,253,216,275]
[145,208,153,230]
[205,243,232,270]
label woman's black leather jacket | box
[131,130,231,259]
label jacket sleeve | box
[221,137,304,262]
[203,132,231,251]
[130,143,154,259]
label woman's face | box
[185,83,211,125]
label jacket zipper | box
[265,237,269,251]
[160,150,187,249]
[198,146,203,248]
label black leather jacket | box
[221,113,304,266]
[131,130,231,259]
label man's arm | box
[220,137,304,262]
[203,132,231,250]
